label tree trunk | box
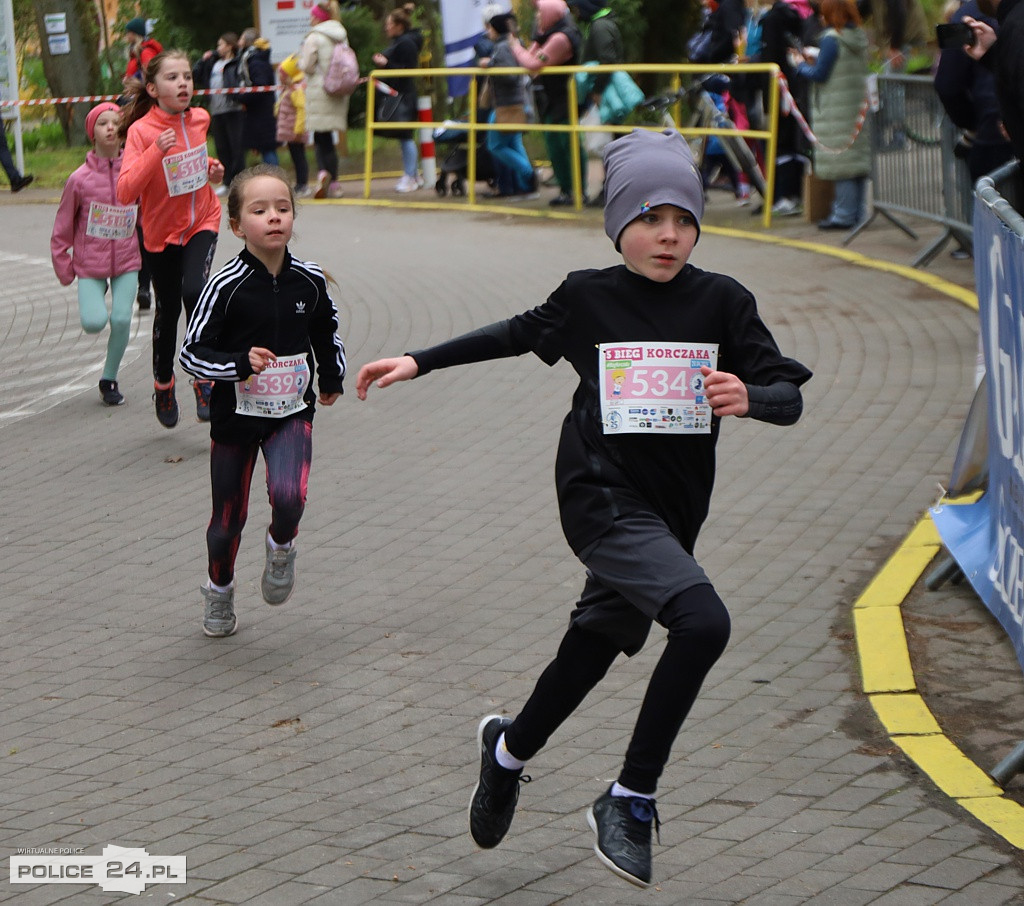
[32,0,101,144]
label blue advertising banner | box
[932,192,1024,672]
[441,0,511,97]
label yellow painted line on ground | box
[311,195,583,221]
[702,226,979,310]
[960,797,1024,849]
[870,693,942,736]
[895,733,1004,798]
[854,606,916,694]
[851,512,1024,850]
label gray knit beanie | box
[602,129,704,250]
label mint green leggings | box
[78,272,138,382]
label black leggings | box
[287,142,309,188]
[207,417,313,587]
[146,230,217,383]
[503,583,731,794]
[312,132,337,181]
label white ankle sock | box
[267,533,293,552]
[495,733,527,771]
[611,782,653,800]
[208,580,233,594]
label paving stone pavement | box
[2,194,1024,905]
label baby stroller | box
[433,116,497,196]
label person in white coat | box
[299,0,352,198]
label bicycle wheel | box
[719,132,766,198]
[709,107,766,198]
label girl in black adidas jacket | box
[180,164,346,638]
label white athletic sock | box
[208,580,233,594]
[267,532,293,552]
[495,733,527,771]
[611,782,654,800]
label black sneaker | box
[136,287,151,310]
[11,174,33,193]
[548,192,574,207]
[587,786,660,888]
[468,714,530,848]
[192,379,213,421]
[153,378,179,428]
[98,379,124,406]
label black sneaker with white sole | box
[98,379,124,406]
[468,714,530,848]
[587,786,659,888]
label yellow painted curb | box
[895,733,1004,798]
[960,797,1024,849]
[855,544,942,611]
[308,195,583,220]
[869,693,942,736]
[854,607,916,693]
[702,226,979,310]
[852,512,1024,851]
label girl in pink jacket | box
[117,49,225,428]
[51,102,142,407]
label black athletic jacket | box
[180,247,346,442]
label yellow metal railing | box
[363,62,781,228]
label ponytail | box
[119,49,191,139]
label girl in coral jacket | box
[51,102,142,407]
[117,49,225,429]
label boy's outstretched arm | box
[356,355,420,400]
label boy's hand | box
[700,366,748,417]
[356,355,419,400]
[155,128,177,153]
[249,347,276,374]
[319,391,340,406]
[208,157,225,185]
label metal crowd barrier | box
[977,160,1024,233]
[363,63,781,227]
[848,73,974,268]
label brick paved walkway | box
[2,198,1022,904]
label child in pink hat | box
[50,103,142,407]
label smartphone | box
[936,22,976,49]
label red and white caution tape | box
[776,71,868,155]
[0,85,276,108]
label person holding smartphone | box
[934,2,1013,180]
[961,0,1024,166]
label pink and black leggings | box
[207,417,313,587]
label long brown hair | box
[119,49,192,139]
[819,0,861,29]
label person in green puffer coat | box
[791,0,872,228]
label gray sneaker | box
[261,536,297,605]
[202,584,237,638]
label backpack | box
[323,42,359,97]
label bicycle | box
[637,73,767,201]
